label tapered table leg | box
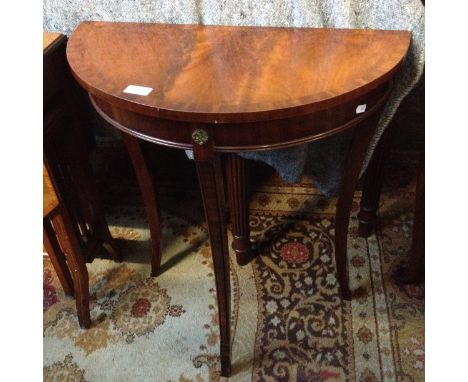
[43,219,75,296]
[225,154,258,266]
[358,127,394,238]
[335,110,384,300]
[401,152,425,284]
[192,127,232,377]
[51,206,91,328]
[122,133,162,277]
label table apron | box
[90,82,391,152]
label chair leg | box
[225,154,258,266]
[51,206,91,329]
[335,111,384,300]
[358,126,394,238]
[43,218,75,297]
[121,133,162,277]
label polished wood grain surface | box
[43,32,65,52]
[67,22,410,123]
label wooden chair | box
[44,32,121,327]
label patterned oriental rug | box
[43,144,424,382]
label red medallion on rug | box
[280,242,309,264]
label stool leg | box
[51,207,91,328]
[225,154,258,266]
[335,112,383,300]
[122,133,162,277]
[358,126,394,238]
[43,218,74,297]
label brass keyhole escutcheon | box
[192,129,209,145]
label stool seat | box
[43,164,59,218]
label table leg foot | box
[220,344,232,377]
[340,286,352,301]
[232,236,258,266]
[357,208,376,238]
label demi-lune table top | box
[67,21,410,123]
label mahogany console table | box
[67,22,410,376]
